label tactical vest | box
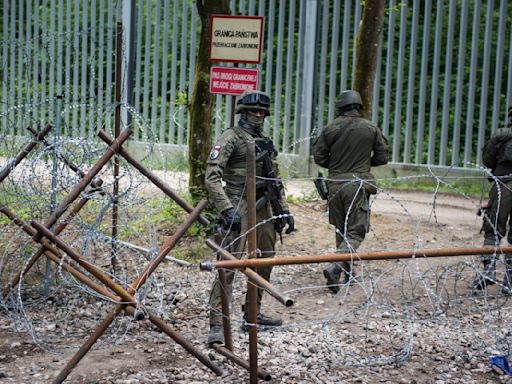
[223,126,271,195]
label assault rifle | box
[213,217,239,251]
[255,138,287,243]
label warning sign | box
[209,15,264,64]
[209,66,259,96]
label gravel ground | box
[1,182,512,383]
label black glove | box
[282,210,295,234]
[221,207,242,233]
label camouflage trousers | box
[208,200,276,326]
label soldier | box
[313,90,388,293]
[205,90,295,346]
[472,103,512,294]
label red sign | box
[209,66,259,96]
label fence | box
[1,0,511,171]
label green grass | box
[378,175,490,198]
[139,152,189,172]
[124,142,189,172]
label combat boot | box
[502,259,512,295]
[472,258,497,290]
[241,313,283,331]
[323,263,342,293]
[207,324,224,346]
[255,313,282,326]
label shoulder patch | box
[209,145,221,160]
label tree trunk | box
[188,0,230,201]
[352,0,385,119]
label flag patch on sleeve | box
[209,145,221,160]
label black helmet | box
[335,90,363,110]
[235,90,270,116]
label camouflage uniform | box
[473,126,512,293]
[205,125,290,328]
[314,96,388,292]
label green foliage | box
[0,209,31,226]
[129,145,189,172]
[3,0,511,174]
[386,3,406,13]
[160,199,185,222]
[155,195,211,238]
[171,239,211,262]
[286,189,318,204]
[176,90,189,106]
[114,195,212,261]
[0,190,43,225]
[379,175,489,198]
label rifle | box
[255,138,287,243]
[213,216,240,253]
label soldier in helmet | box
[472,103,512,295]
[205,90,295,346]
[313,90,388,293]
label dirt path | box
[1,186,509,384]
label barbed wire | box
[1,73,511,382]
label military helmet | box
[335,90,363,110]
[235,90,271,116]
